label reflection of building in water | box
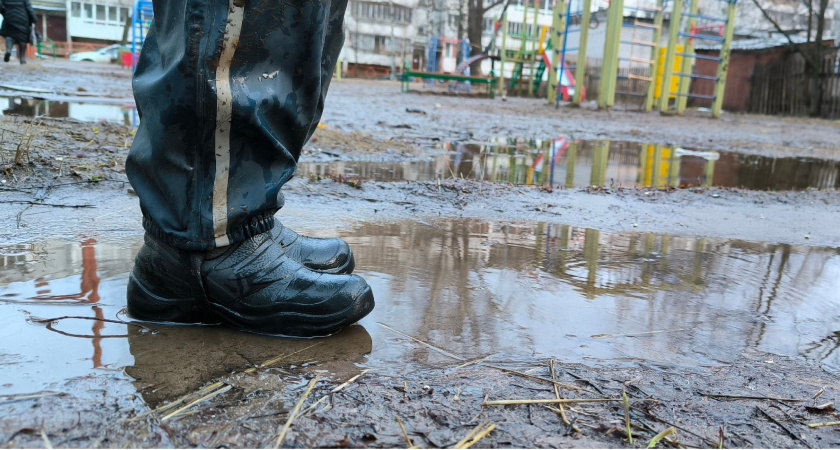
[347,219,840,370]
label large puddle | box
[2,220,838,406]
[0,96,136,125]
[299,139,840,191]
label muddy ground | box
[1,61,839,448]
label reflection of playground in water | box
[298,138,840,191]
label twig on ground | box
[756,406,811,448]
[701,392,803,402]
[483,398,652,406]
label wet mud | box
[1,221,839,447]
[1,61,839,448]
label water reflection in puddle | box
[298,139,840,191]
[0,96,136,125]
[1,221,838,403]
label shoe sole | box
[210,286,375,337]
[126,272,219,324]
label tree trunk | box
[809,0,829,116]
[467,0,485,75]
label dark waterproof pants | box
[126,0,347,250]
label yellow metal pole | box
[658,0,683,113]
[643,0,664,111]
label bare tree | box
[466,0,508,74]
[749,0,831,116]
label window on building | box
[108,6,117,22]
[484,18,495,32]
[448,14,459,28]
[83,3,93,19]
[444,42,451,57]
[119,7,129,23]
[71,1,82,17]
[95,4,106,21]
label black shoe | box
[126,232,374,336]
[3,52,9,63]
[272,222,355,274]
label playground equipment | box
[131,0,153,70]
[658,0,737,117]
[597,0,665,111]
[494,1,544,98]
[549,0,593,106]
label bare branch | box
[748,0,818,67]
[480,0,507,13]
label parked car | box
[69,45,129,63]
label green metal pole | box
[528,0,540,97]
[651,144,663,187]
[500,15,509,99]
[598,1,617,108]
[573,0,592,105]
[659,0,683,113]
[599,0,622,109]
[676,0,698,113]
[711,0,736,118]
[644,0,664,111]
[605,0,625,108]
[668,147,680,186]
[518,2,529,96]
[565,141,577,188]
[548,0,564,104]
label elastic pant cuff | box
[142,213,276,251]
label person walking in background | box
[0,0,36,64]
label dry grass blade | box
[454,421,489,448]
[377,322,465,360]
[273,376,319,449]
[808,421,840,428]
[331,369,368,393]
[0,391,64,403]
[454,423,496,449]
[40,427,53,449]
[549,359,571,426]
[161,384,232,421]
[396,416,417,449]
[647,427,677,449]
[622,388,633,444]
